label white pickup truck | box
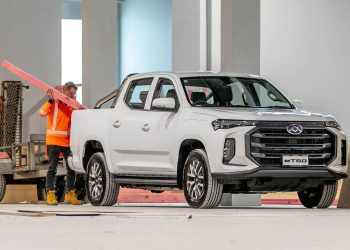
[68,72,347,208]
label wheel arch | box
[177,139,206,188]
[82,140,104,171]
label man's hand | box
[47,85,63,102]
[47,88,54,103]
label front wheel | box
[298,181,338,208]
[183,149,223,208]
[86,152,119,206]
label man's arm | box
[38,100,53,117]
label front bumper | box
[212,167,346,180]
[207,123,348,177]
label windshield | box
[181,77,293,109]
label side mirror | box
[152,98,176,111]
[293,100,304,109]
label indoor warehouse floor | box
[0,203,349,250]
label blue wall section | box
[119,0,172,82]
[62,0,81,19]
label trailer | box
[0,81,85,202]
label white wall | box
[261,0,350,136]
[0,0,61,142]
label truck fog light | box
[341,140,347,166]
[223,139,235,164]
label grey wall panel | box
[0,0,61,142]
[172,0,201,71]
[261,0,350,136]
[82,0,118,108]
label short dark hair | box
[63,81,78,90]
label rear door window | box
[125,78,153,109]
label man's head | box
[63,81,78,99]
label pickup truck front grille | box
[247,122,336,167]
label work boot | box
[64,189,84,205]
[47,190,58,206]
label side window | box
[125,78,153,109]
[152,78,179,108]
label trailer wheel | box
[86,152,119,206]
[0,174,6,202]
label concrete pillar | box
[0,0,61,142]
[172,0,207,71]
[173,0,261,206]
[210,0,260,74]
[82,0,118,108]
[210,0,261,206]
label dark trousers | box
[46,145,76,191]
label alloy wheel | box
[88,162,103,200]
[186,159,205,201]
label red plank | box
[117,189,339,206]
[1,60,87,110]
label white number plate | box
[282,155,309,166]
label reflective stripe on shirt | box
[47,130,70,135]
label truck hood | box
[192,107,336,122]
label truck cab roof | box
[125,71,262,80]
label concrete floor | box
[0,203,349,250]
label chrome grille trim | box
[246,122,337,167]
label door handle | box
[142,124,150,132]
[113,120,121,128]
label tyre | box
[86,152,119,206]
[183,149,223,208]
[298,181,338,208]
[0,174,6,202]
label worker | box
[39,81,83,205]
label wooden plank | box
[1,60,87,110]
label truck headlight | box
[223,139,235,164]
[212,119,258,131]
[325,121,341,130]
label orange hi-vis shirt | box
[39,100,73,147]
